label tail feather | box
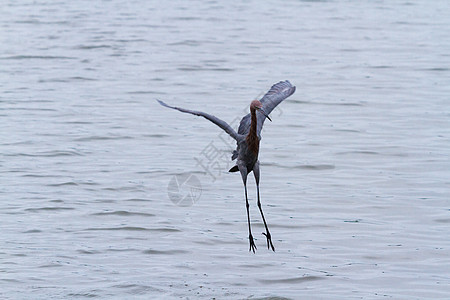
[229,165,239,172]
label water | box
[1,0,450,299]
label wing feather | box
[157,100,239,141]
[237,80,296,137]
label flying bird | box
[158,80,296,252]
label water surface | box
[1,0,449,299]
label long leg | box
[239,163,256,253]
[253,161,275,251]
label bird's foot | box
[249,234,257,253]
[262,231,275,251]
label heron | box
[157,80,296,252]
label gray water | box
[1,0,450,299]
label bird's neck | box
[246,110,259,156]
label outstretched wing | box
[238,80,296,137]
[157,100,239,141]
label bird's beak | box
[259,107,272,122]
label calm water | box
[1,0,450,299]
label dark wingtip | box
[156,99,166,106]
[284,80,296,95]
[157,99,173,109]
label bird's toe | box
[262,232,275,252]
[249,234,257,253]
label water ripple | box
[265,162,335,170]
[91,211,155,217]
[258,276,324,284]
[84,227,180,232]
[74,135,134,142]
[5,150,83,157]
[0,55,75,60]
[25,207,75,212]
[142,249,189,255]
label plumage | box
[238,80,296,138]
[156,100,240,141]
[232,80,296,161]
[157,80,296,252]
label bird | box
[157,80,296,252]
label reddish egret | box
[158,80,296,252]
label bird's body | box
[158,80,296,252]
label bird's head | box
[250,100,272,121]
